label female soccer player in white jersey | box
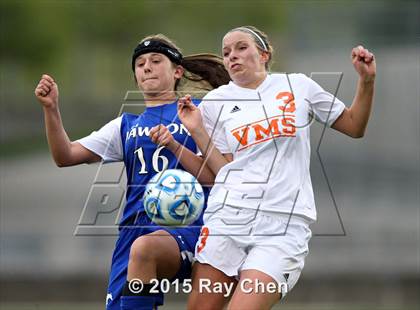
[175,26,376,309]
[34,34,229,310]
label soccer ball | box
[143,169,205,226]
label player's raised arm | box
[35,74,101,166]
[332,46,376,138]
[177,95,233,176]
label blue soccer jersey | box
[78,100,206,309]
[120,102,203,226]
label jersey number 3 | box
[197,227,209,253]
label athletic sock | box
[120,295,155,310]
[120,281,160,310]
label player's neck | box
[234,72,267,89]
[144,91,177,107]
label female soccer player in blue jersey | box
[34,34,229,310]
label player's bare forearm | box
[149,124,216,184]
[177,95,231,175]
[190,127,231,176]
[43,106,99,166]
[43,105,74,166]
[169,142,216,186]
[333,78,374,138]
[349,78,374,137]
[36,74,100,166]
[332,45,376,138]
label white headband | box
[234,27,267,51]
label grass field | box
[0,302,417,310]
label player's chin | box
[141,80,160,90]
[229,69,245,80]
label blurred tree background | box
[2,0,418,157]
[1,0,289,156]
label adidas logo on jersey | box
[230,106,241,113]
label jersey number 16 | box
[134,146,169,174]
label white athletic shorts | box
[194,205,312,298]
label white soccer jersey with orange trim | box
[199,73,345,221]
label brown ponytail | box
[181,53,230,89]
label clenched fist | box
[35,74,59,108]
[149,124,180,153]
[351,45,376,83]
